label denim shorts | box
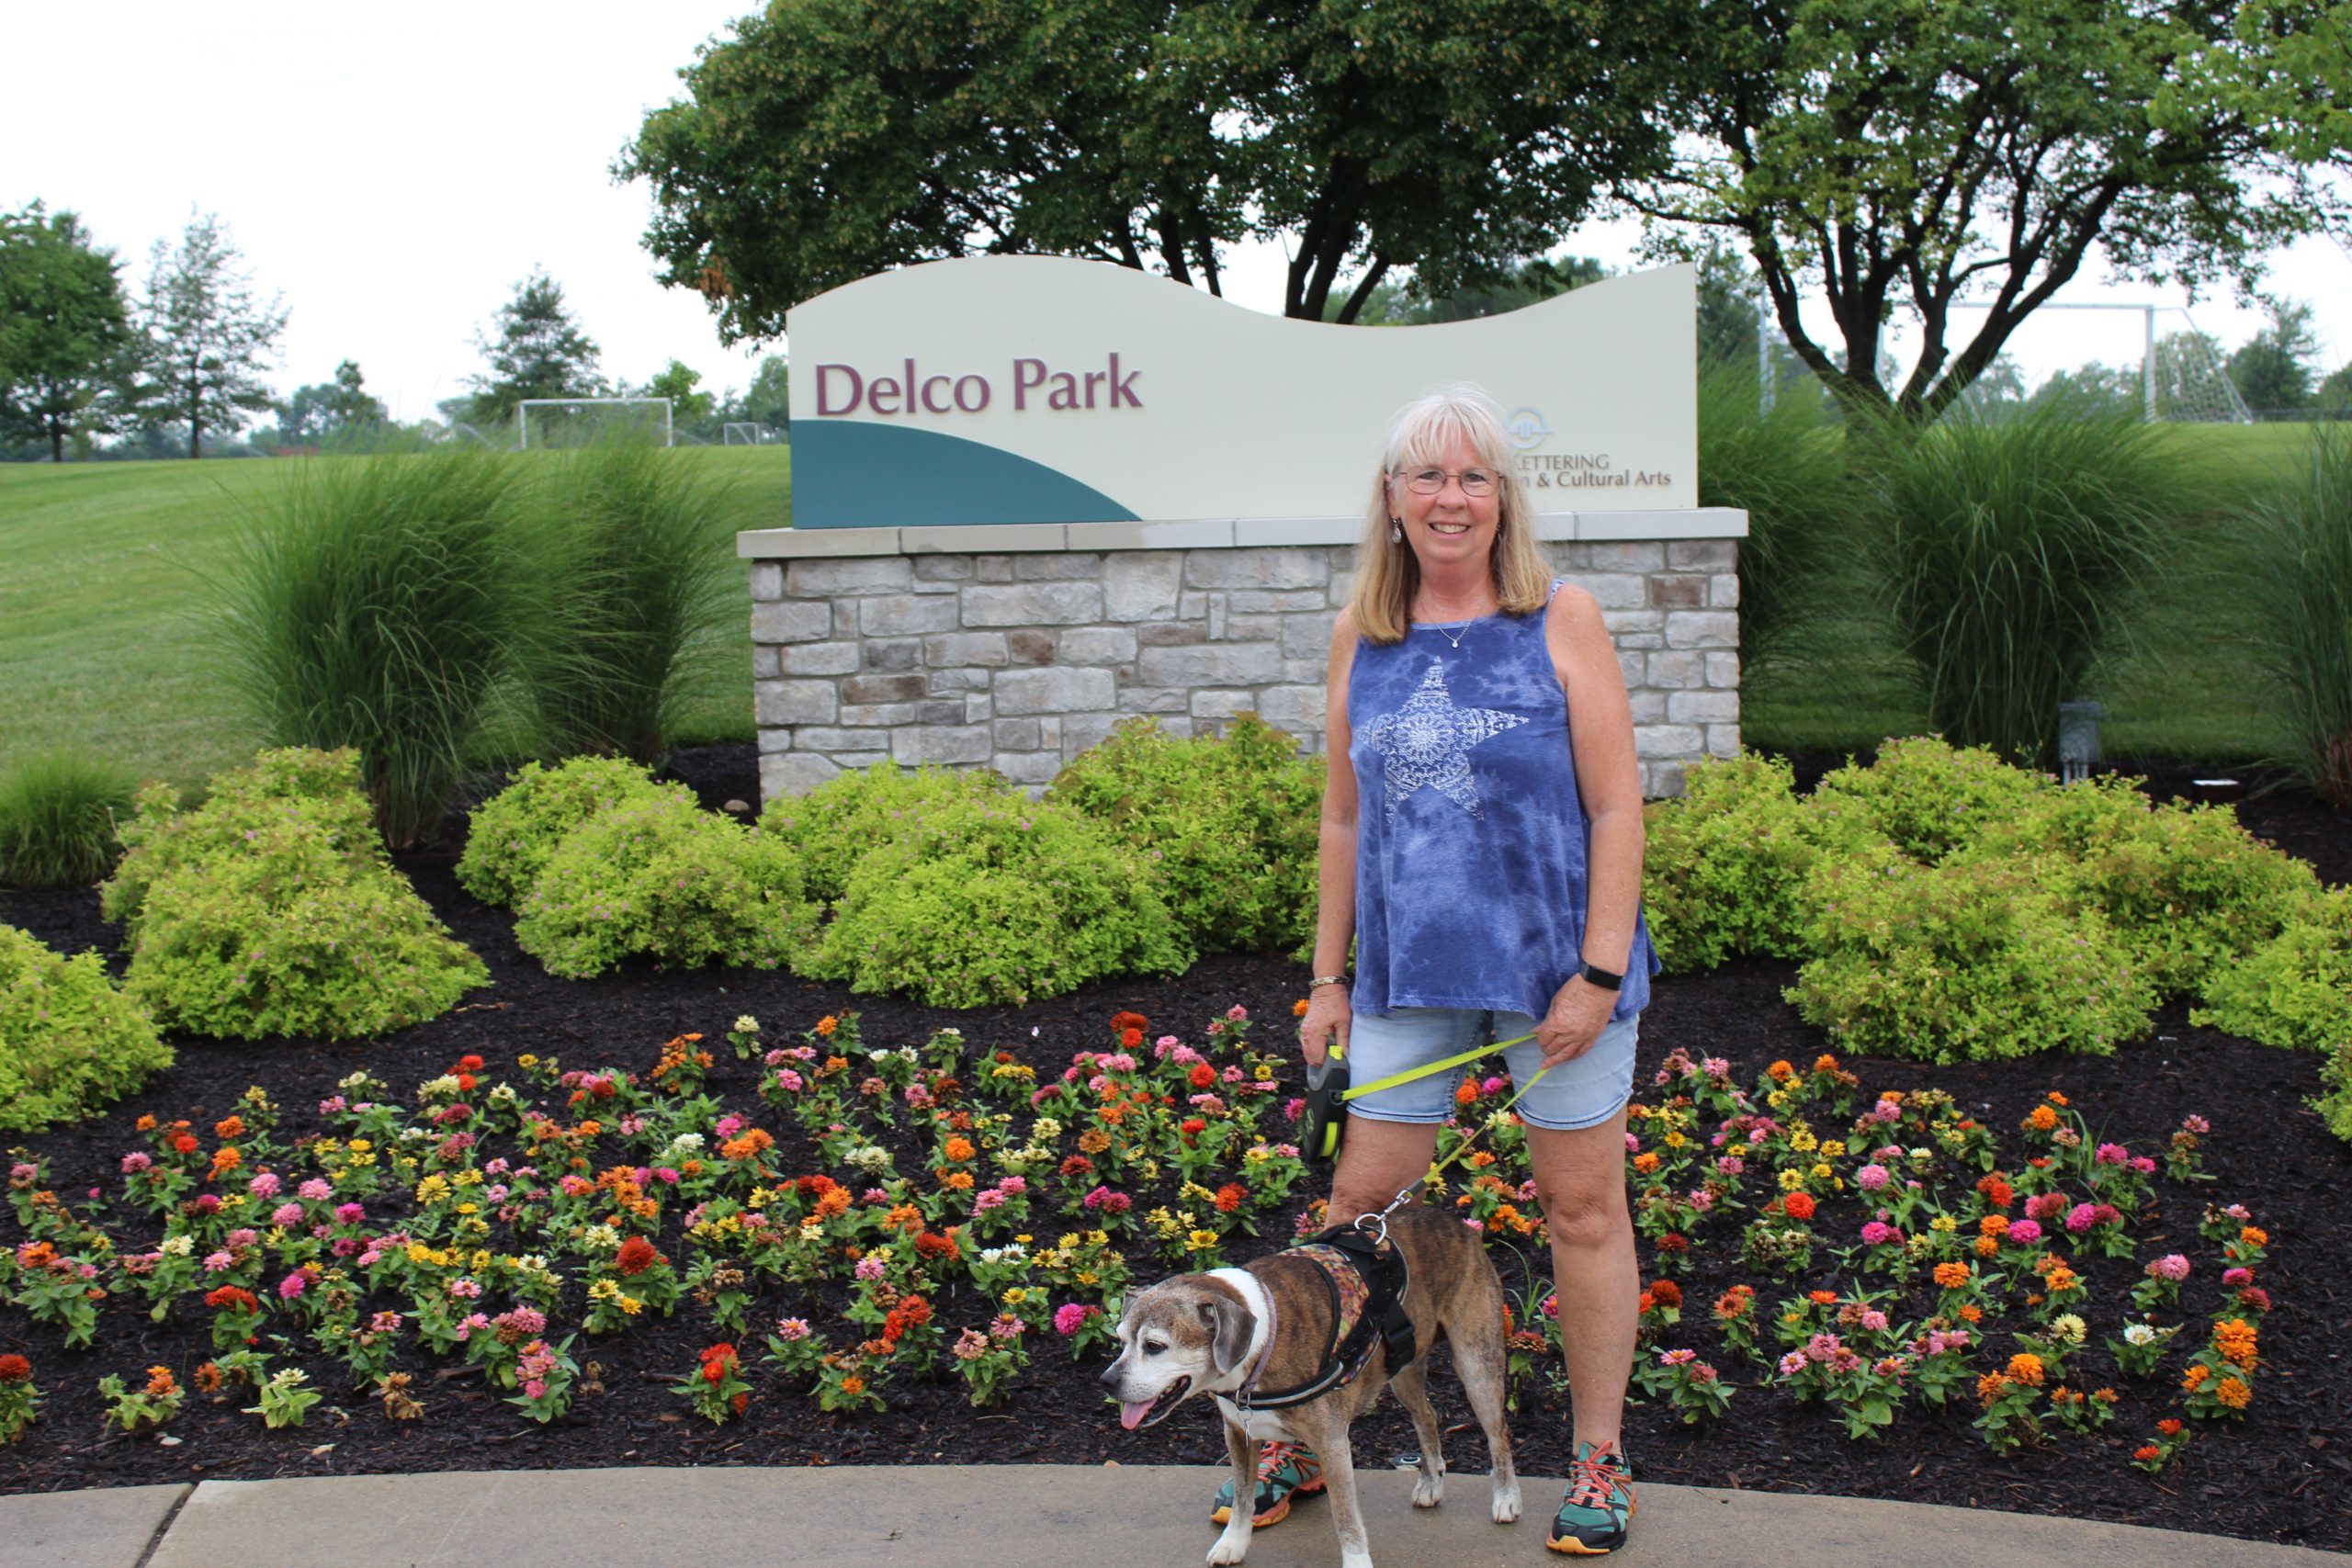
[1343,1007,1641,1134]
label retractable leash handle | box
[1303,1032,1544,1168]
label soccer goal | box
[515,397,674,449]
[1948,302,2253,423]
[722,422,785,446]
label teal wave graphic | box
[793,419,1138,528]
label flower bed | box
[0,751,2346,1551]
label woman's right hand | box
[1299,986,1351,1067]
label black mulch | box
[2,745,2347,1551]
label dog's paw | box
[1411,1469,1445,1508]
[1205,1526,1251,1567]
[1490,1479,1522,1524]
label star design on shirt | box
[1363,661,1528,823]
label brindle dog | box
[1102,1204,1520,1568]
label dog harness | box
[1231,1226,1418,1411]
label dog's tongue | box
[1119,1398,1155,1431]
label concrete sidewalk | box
[1,1464,2341,1568]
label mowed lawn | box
[0,446,788,790]
[0,423,2325,790]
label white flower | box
[733,1015,760,1034]
[161,1235,195,1258]
[1033,1118,1064,1142]
[2123,1323,2156,1346]
[2052,1313,2087,1345]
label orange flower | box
[144,1367,176,1397]
[1813,1054,1839,1074]
[1781,1190,1815,1222]
[943,1137,977,1164]
[2157,1417,2184,1437]
[1975,1371,2012,1404]
[1292,998,1311,1017]
[815,1016,838,1036]
[193,1361,222,1394]
[2027,1105,2059,1132]
[2213,1318,2259,1367]
[2006,1352,2045,1387]
[840,1374,865,1396]
[1767,1060,1795,1082]
[2216,1375,2252,1409]
[1933,1262,1973,1290]
[1978,1213,2009,1238]
[941,1171,975,1191]
[2183,1364,2211,1391]
[1807,1290,1838,1307]
[1959,1304,1984,1324]
[1455,1080,1479,1106]
[2133,1445,2163,1462]
[210,1146,243,1175]
[214,1115,245,1140]
[136,1114,157,1132]
[2239,1225,2268,1247]
[1632,1152,1661,1176]
[1215,1184,1246,1213]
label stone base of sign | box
[740,512,1746,805]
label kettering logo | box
[1503,407,1552,450]
[816,355,1143,417]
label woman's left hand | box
[1535,976,1615,1070]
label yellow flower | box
[345,1139,372,1153]
[619,1294,643,1315]
[1186,1229,1220,1251]
[1810,1162,1834,1181]
[1777,1168,1804,1192]
[1818,1139,1848,1160]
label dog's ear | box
[1201,1289,1255,1377]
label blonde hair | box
[1346,385,1551,644]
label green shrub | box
[456,757,673,909]
[2190,886,2352,1056]
[1955,777,2322,998]
[1862,404,2181,768]
[1641,752,1878,971]
[529,444,741,763]
[100,749,488,1040]
[2234,426,2352,807]
[1811,736,2052,863]
[805,795,1192,1007]
[759,761,1022,903]
[0,924,171,1134]
[1788,846,2157,1064]
[101,749,380,938]
[514,793,818,978]
[208,446,567,847]
[1046,715,1322,954]
[0,749,138,889]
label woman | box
[1217,386,1658,1556]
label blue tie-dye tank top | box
[1348,579,1658,1021]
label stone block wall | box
[744,526,1741,804]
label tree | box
[277,360,388,446]
[638,359,715,423]
[2320,362,2352,411]
[141,211,288,458]
[739,355,789,432]
[0,203,138,462]
[1624,0,2346,421]
[465,271,604,425]
[2227,299,2323,413]
[616,0,1686,335]
[1332,254,1610,325]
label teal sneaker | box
[1209,1440,1325,1528]
[1547,1438,1634,1554]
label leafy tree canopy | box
[141,210,288,459]
[738,355,789,431]
[617,0,1687,335]
[1628,0,2347,421]
[277,360,388,446]
[466,271,604,424]
[637,358,716,423]
[2227,299,2324,412]
[0,202,137,462]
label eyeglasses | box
[1395,466,1499,498]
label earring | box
[1389,518,1403,543]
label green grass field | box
[0,424,2324,791]
[0,447,788,790]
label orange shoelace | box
[1564,1447,1631,1512]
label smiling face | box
[1387,434,1503,578]
[1100,1276,1254,1429]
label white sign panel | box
[787,256,1696,529]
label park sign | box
[786,257,1698,531]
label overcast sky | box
[7,1,2348,427]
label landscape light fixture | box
[2058,702,2104,785]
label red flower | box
[1648,1280,1683,1308]
[1781,1191,1817,1222]
[1058,1155,1095,1178]
[1215,1184,1246,1213]
[0,1354,30,1382]
[459,1055,485,1072]
[1111,1011,1148,1037]
[1122,1028,1144,1050]
[1180,1118,1207,1137]
[2157,1418,2185,1437]
[616,1236,662,1276]
[205,1285,259,1312]
[1188,1064,1216,1090]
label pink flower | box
[277,1272,307,1299]
[523,1379,548,1400]
[774,1069,804,1093]
[1055,1303,1098,1336]
[2149,1253,2191,1281]
[2182,1114,2211,1134]
[1778,1351,1807,1377]
[854,1256,887,1281]
[2065,1202,2098,1234]
[273,1202,306,1227]
[776,1317,811,1341]
[2129,1156,2156,1175]
[1660,1348,1697,1365]
[120,1151,153,1174]
[1227,1005,1249,1021]
[1283,1098,1306,1122]
[1860,1221,1895,1246]
[2025,1192,2066,1222]
[1482,1076,1509,1096]
[1715,1156,1745,1177]
[998,1176,1027,1196]
[248,1172,282,1198]
[334,1202,366,1224]
[1540,1294,1558,1319]
[1857,1164,1890,1191]
[2094,1142,2129,1166]
[2222,1267,2254,1288]
[297,1179,331,1202]
[2005,1218,2043,1247]
[1860,1309,1889,1333]
[1625,1134,1642,1154]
